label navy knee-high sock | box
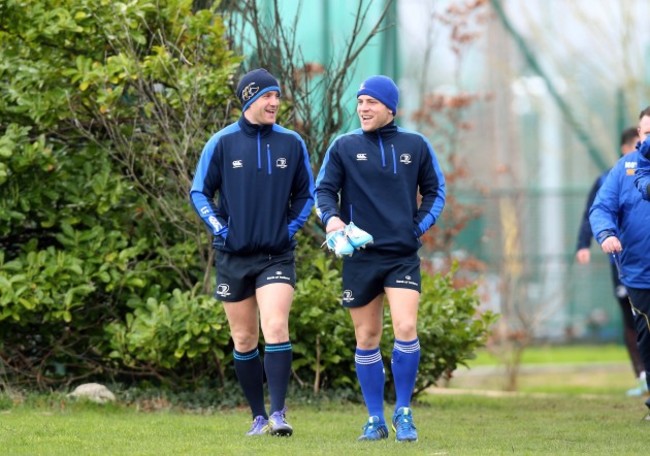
[355,346,385,424]
[264,341,292,414]
[391,338,421,410]
[233,348,267,419]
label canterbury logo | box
[241,82,259,102]
[356,153,367,161]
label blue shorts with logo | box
[214,250,296,302]
[341,250,421,308]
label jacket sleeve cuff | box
[596,230,616,245]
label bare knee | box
[355,326,382,349]
[230,328,259,352]
[393,320,417,341]
[261,318,289,343]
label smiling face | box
[357,95,394,132]
[244,91,280,125]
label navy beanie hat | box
[236,68,281,112]
[356,75,399,115]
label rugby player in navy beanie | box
[316,74,446,442]
[190,66,314,437]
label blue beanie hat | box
[356,75,399,115]
[236,68,281,112]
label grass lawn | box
[449,343,642,395]
[467,343,631,366]
[1,344,647,455]
[1,395,648,455]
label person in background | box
[190,68,315,436]
[575,126,646,396]
[315,75,446,442]
[590,106,650,417]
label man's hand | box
[600,236,622,254]
[325,216,346,233]
[575,248,590,265]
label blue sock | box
[355,347,385,423]
[391,338,421,410]
[233,348,267,419]
[264,341,292,414]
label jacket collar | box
[364,120,398,139]
[238,115,274,137]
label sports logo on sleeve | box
[208,216,222,232]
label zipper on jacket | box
[378,133,387,168]
[391,144,397,174]
[257,132,261,170]
[266,144,272,175]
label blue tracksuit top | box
[589,150,650,288]
[190,116,315,255]
[315,121,446,255]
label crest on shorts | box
[216,284,231,297]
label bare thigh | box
[257,282,294,343]
[223,295,259,352]
[348,294,385,349]
[386,287,419,341]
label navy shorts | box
[214,250,296,302]
[341,250,421,308]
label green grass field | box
[1,344,648,455]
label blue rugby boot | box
[246,415,269,436]
[345,222,373,249]
[392,407,418,442]
[324,229,354,257]
[267,407,293,437]
[358,416,389,441]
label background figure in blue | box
[315,75,446,442]
[590,106,650,416]
[190,68,315,437]
[575,127,646,396]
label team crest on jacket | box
[276,158,287,168]
[241,82,259,102]
[399,154,412,164]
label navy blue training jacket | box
[315,121,445,255]
[190,116,315,255]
